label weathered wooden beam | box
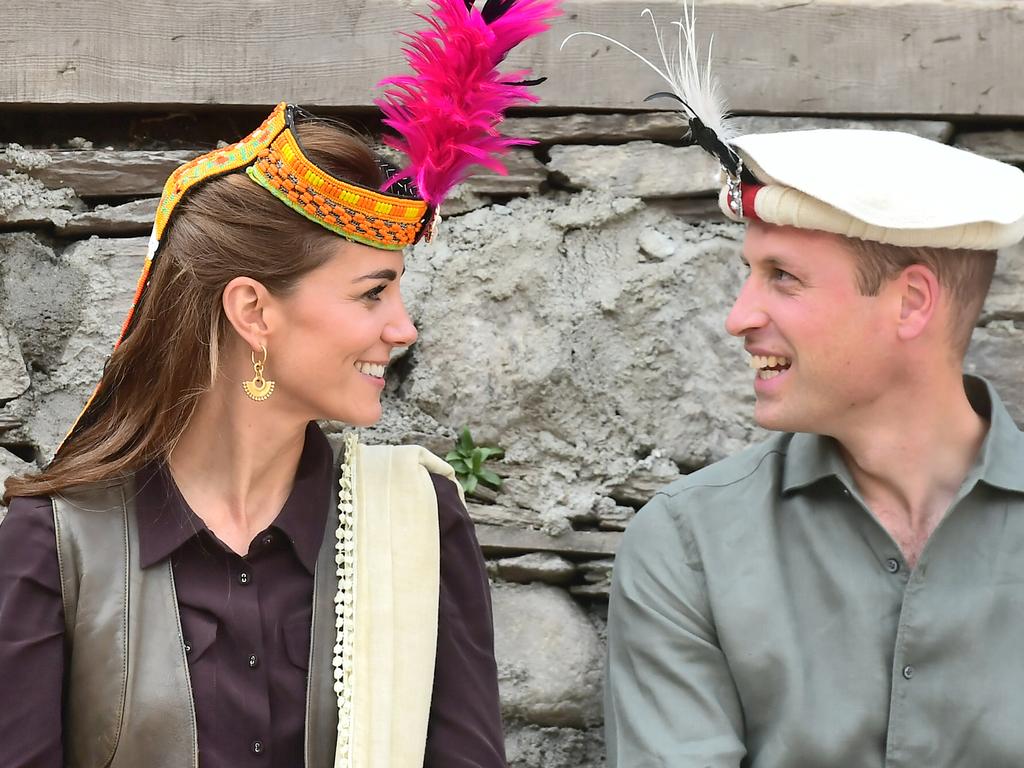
[0,150,195,198]
[955,130,1024,164]
[1,147,543,199]
[506,114,955,145]
[2,1,1021,117]
[56,198,159,236]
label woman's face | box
[267,239,417,427]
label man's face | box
[725,222,897,435]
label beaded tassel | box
[334,432,359,767]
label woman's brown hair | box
[4,121,384,503]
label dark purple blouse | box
[0,423,506,768]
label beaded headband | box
[123,103,431,351]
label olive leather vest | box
[49,463,341,768]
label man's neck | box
[833,375,989,567]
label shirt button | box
[184,642,191,653]
[238,571,250,585]
[886,558,901,574]
[252,740,264,755]
[261,533,274,547]
[902,664,915,680]
[248,654,259,668]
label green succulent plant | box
[445,427,504,495]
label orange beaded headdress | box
[121,102,432,351]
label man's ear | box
[896,263,940,342]
[222,276,274,351]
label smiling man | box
[605,126,1024,768]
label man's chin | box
[752,405,799,433]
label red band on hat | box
[742,183,763,221]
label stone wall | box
[1,112,1023,766]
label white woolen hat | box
[717,129,1024,249]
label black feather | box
[506,76,547,87]
[644,91,741,178]
[480,0,517,24]
[645,91,686,107]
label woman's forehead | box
[321,240,406,277]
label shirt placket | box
[838,480,919,768]
[234,533,276,765]
[875,483,978,768]
[882,556,920,768]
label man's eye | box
[772,268,796,282]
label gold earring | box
[243,344,275,401]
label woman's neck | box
[166,378,309,555]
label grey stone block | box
[547,142,721,198]
[492,583,603,728]
[495,552,577,585]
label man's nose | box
[724,278,768,338]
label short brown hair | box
[843,238,997,356]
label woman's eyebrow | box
[352,269,399,282]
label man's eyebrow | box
[742,254,793,270]
[352,268,401,282]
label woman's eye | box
[363,284,387,301]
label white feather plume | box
[561,1,735,141]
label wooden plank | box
[0,149,196,198]
[1,1,1022,117]
[506,113,955,145]
[474,524,622,558]
[1,147,543,198]
[57,198,159,236]
[955,130,1024,164]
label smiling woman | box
[0,1,563,761]
[0,104,507,768]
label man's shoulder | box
[634,432,794,534]
[660,432,792,501]
[616,433,797,578]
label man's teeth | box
[749,354,791,381]
[356,362,386,378]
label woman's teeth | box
[356,362,386,378]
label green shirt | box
[606,377,1024,768]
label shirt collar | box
[136,421,335,572]
[963,376,1024,494]
[782,376,1024,496]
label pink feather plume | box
[377,0,561,207]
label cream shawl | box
[334,440,464,768]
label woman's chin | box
[324,403,383,429]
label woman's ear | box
[896,263,940,342]
[222,277,274,351]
